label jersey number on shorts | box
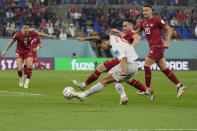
[144,28,150,34]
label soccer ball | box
[63,87,75,99]
[195,27,197,37]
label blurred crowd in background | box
[0,0,197,40]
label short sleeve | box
[139,21,144,31]
[123,30,134,40]
[12,32,19,41]
[31,31,38,37]
[37,37,41,43]
[157,18,166,28]
[115,46,126,60]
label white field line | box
[59,129,197,131]
[0,91,42,96]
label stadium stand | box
[0,0,196,40]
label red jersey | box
[13,31,38,53]
[123,29,135,44]
[31,36,41,49]
[140,16,166,47]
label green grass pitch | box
[0,70,197,131]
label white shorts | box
[108,61,138,82]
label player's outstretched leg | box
[72,82,105,101]
[40,62,46,69]
[129,79,146,95]
[18,70,24,87]
[24,67,32,88]
[127,79,154,101]
[144,88,154,101]
[37,62,46,69]
[73,62,109,90]
[73,66,103,90]
[23,64,28,78]
[161,68,187,98]
[144,65,151,88]
[34,61,46,69]
[114,83,128,105]
[24,58,33,88]
[177,84,187,98]
[17,58,24,87]
[73,80,87,90]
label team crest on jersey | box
[150,24,153,27]
[161,20,165,24]
[114,50,120,56]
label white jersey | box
[110,35,138,63]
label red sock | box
[17,70,23,77]
[24,65,27,76]
[128,79,146,92]
[37,62,42,68]
[85,69,101,86]
[144,66,151,88]
[26,68,32,79]
[162,68,180,85]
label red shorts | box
[148,46,164,61]
[32,51,38,63]
[103,57,120,71]
[16,50,33,60]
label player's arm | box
[120,57,127,76]
[77,36,100,42]
[117,47,127,76]
[1,39,15,56]
[37,32,56,39]
[33,42,42,52]
[132,34,141,47]
[136,27,143,36]
[111,28,124,37]
[163,24,172,49]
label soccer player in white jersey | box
[71,34,154,102]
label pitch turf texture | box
[0,70,197,131]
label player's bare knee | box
[101,74,112,86]
[96,63,106,72]
[100,77,107,86]
[17,68,23,72]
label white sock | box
[25,79,30,84]
[176,83,182,88]
[83,82,105,97]
[114,83,127,98]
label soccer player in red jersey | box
[137,4,186,98]
[1,25,56,88]
[31,35,45,68]
[23,35,45,78]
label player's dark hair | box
[143,4,152,9]
[123,18,136,25]
[99,33,110,41]
[95,39,102,45]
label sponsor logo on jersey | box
[161,19,165,24]
[114,50,120,55]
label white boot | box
[24,79,30,89]
[73,80,86,90]
[19,76,24,87]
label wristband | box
[37,47,40,50]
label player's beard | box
[23,31,29,36]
